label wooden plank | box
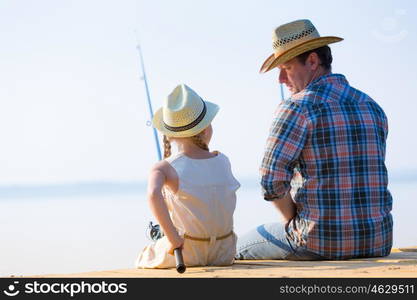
[19,247,417,278]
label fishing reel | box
[146,221,164,241]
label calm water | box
[0,181,415,276]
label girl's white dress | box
[135,151,240,268]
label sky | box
[0,0,416,185]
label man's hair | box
[296,45,333,71]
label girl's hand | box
[167,234,184,255]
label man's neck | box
[295,69,331,95]
[312,68,331,83]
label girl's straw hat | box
[153,84,219,138]
[260,19,343,73]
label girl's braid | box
[163,135,171,159]
[163,132,208,159]
[191,133,209,151]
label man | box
[236,19,393,260]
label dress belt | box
[183,230,234,242]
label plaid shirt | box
[260,74,393,259]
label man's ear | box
[308,52,320,70]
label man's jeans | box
[235,222,325,260]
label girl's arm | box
[147,164,184,254]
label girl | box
[135,84,240,268]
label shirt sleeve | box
[260,101,308,201]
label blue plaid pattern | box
[260,74,393,259]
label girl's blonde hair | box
[163,132,209,159]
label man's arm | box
[260,101,307,219]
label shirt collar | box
[306,73,349,90]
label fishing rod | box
[136,44,162,161]
[136,43,186,274]
[280,83,285,101]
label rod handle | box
[174,248,186,273]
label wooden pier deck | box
[26,247,417,278]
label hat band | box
[273,26,316,49]
[163,100,207,132]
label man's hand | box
[272,192,296,224]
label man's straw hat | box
[260,19,343,73]
[153,84,219,138]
